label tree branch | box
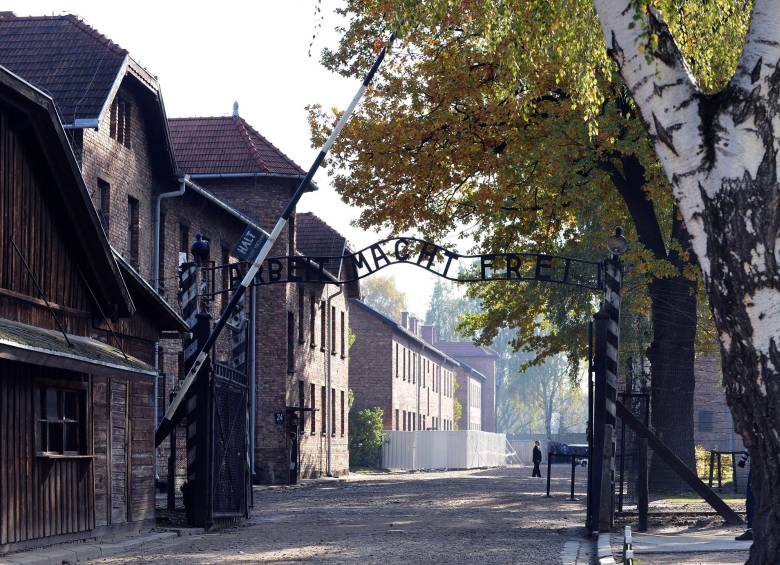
[593,2,703,169]
[731,0,780,99]
[593,1,711,278]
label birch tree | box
[593,2,779,559]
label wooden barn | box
[0,66,186,553]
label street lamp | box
[606,227,628,257]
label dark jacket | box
[532,445,542,464]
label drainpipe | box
[325,285,343,476]
[152,176,187,479]
[249,284,257,481]
[154,176,188,292]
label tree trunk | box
[594,2,780,560]
[610,155,699,491]
[647,274,698,491]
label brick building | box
[454,362,486,431]
[350,303,457,432]
[693,352,743,452]
[169,118,358,481]
[0,13,358,486]
[0,63,186,553]
[421,326,498,432]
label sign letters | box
[215,237,602,292]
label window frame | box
[35,381,88,457]
[127,195,140,269]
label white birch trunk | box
[593,1,780,561]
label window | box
[109,96,132,148]
[298,380,305,433]
[402,348,406,381]
[698,410,714,433]
[287,312,295,373]
[298,288,305,344]
[37,388,85,455]
[97,178,110,231]
[412,353,416,384]
[179,223,190,261]
[309,293,316,348]
[395,343,399,378]
[340,311,345,358]
[340,390,345,436]
[331,305,337,355]
[310,383,316,435]
[331,387,336,436]
[402,410,407,431]
[321,386,326,435]
[395,409,399,431]
[320,301,326,351]
[127,196,139,269]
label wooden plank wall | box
[109,380,128,525]
[0,110,92,333]
[0,362,94,546]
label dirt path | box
[90,466,591,564]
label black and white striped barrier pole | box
[591,227,625,532]
[155,33,396,446]
[602,245,622,529]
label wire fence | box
[614,351,748,526]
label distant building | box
[421,326,498,432]
[350,303,458,431]
[693,352,743,452]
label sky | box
[7,0,440,317]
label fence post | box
[184,312,212,527]
[638,436,648,531]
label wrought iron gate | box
[212,362,249,519]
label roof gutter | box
[188,172,318,191]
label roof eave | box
[187,172,319,191]
[350,299,461,367]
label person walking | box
[532,441,543,478]
[735,451,753,541]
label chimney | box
[232,101,239,117]
[421,325,438,344]
[410,317,418,335]
[400,311,409,329]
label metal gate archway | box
[167,228,627,531]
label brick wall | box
[693,352,743,452]
[461,356,496,432]
[195,176,349,483]
[350,304,456,433]
[80,81,173,282]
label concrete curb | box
[597,532,617,565]
[0,531,183,565]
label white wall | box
[382,430,509,470]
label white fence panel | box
[382,430,509,470]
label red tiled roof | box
[168,116,307,177]
[295,212,347,277]
[0,14,126,124]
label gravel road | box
[90,465,591,564]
